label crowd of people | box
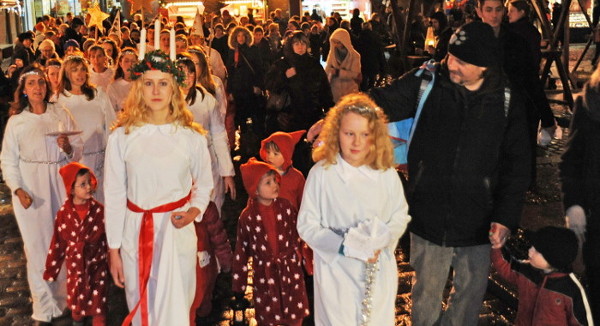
[0,1,598,326]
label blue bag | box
[388,60,436,170]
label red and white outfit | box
[104,124,213,326]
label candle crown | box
[130,50,185,85]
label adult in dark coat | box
[62,17,85,49]
[356,22,386,91]
[560,68,600,324]
[507,0,542,69]
[265,31,333,133]
[428,11,454,62]
[12,33,35,67]
[211,24,229,65]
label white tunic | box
[89,67,115,93]
[104,124,213,326]
[297,156,411,326]
[106,78,132,113]
[213,75,227,120]
[55,89,116,203]
[187,87,234,211]
[0,103,83,322]
[202,45,227,83]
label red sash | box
[121,193,191,326]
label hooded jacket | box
[325,28,361,102]
[369,63,531,246]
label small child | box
[259,130,306,210]
[232,158,310,326]
[44,162,108,326]
[190,201,233,324]
[491,226,593,326]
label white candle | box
[170,27,176,60]
[154,19,160,49]
[139,28,147,60]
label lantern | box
[230,293,250,326]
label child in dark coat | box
[44,162,108,326]
[232,158,310,326]
[491,226,593,326]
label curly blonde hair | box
[113,71,205,135]
[312,93,394,170]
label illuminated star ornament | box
[87,4,110,34]
[128,0,154,14]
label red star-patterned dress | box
[43,198,108,317]
[232,197,310,325]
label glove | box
[343,226,373,262]
[354,218,392,251]
[566,205,586,244]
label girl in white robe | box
[297,93,411,326]
[178,53,235,212]
[88,45,115,93]
[55,55,116,203]
[106,48,137,113]
[104,50,213,326]
[0,66,83,324]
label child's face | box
[265,148,285,171]
[256,173,279,201]
[339,112,372,167]
[528,246,552,271]
[72,173,93,202]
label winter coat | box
[325,29,361,102]
[369,63,531,246]
[232,197,309,325]
[508,17,542,68]
[226,37,264,98]
[433,27,454,63]
[265,53,334,131]
[43,198,108,316]
[491,249,592,325]
[356,29,386,77]
[560,83,600,228]
[211,36,230,67]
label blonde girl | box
[297,93,411,325]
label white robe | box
[55,89,116,203]
[187,87,234,211]
[106,78,132,113]
[104,124,213,326]
[213,75,227,120]
[0,103,83,322]
[202,45,227,83]
[89,67,115,93]
[297,156,411,326]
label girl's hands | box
[109,249,125,288]
[224,176,237,200]
[15,188,32,209]
[56,135,72,155]
[171,207,200,228]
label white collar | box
[334,153,380,183]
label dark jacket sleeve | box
[368,68,422,122]
[491,89,532,229]
[204,202,233,272]
[559,95,587,210]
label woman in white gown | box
[0,65,83,325]
[104,50,213,326]
[178,52,235,212]
[106,47,138,113]
[297,94,411,326]
[55,55,116,203]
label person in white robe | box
[88,45,115,93]
[106,47,137,113]
[297,94,411,326]
[0,67,83,325]
[189,36,228,82]
[55,55,116,203]
[179,55,235,213]
[104,50,213,326]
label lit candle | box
[154,19,160,50]
[169,27,176,60]
[139,28,147,60]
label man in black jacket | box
[369,22,531,325]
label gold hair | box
[312,93,394,170]
[113,71,206,135]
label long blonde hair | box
[113,71,205,135]
[313,93,394,170]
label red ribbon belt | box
[121,193,191,326]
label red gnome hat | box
[59,162,98,196]
[240,158,280,197]
[259,130,306,170]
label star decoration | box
[128,0,154,15]
[87,4,110,34]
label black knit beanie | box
[532,226,578,272]
[448,21,499,67]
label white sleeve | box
[209,49,227,82]
[190,133,213,222]
[0,117,24,192]
[207,93,234,177]
[382,169,411,251]
[105,83,120,113]
[297,165,344,263]
[99,90,117,145]
[213,76,228,120]
[103,129,127,249]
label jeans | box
[410,233,491,326]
